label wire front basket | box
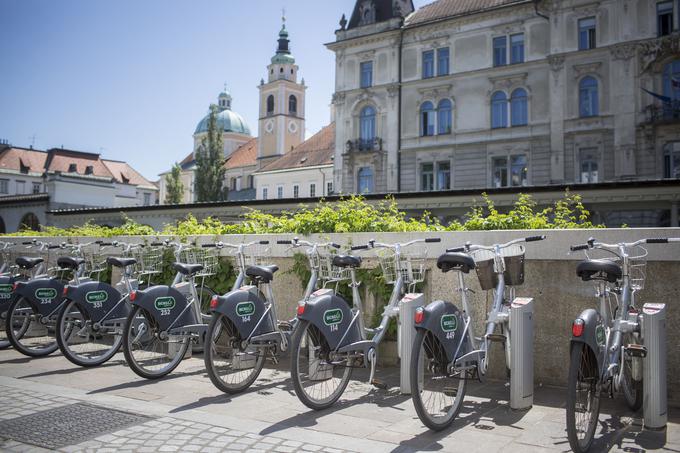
[179,246,219,277]
[313,250,351,282]
[377,248,427,286]
[80,244,108,277]
[472,244,525,291]
[129,246,164,280]
[230,244,272,274]
[585,245,648,291]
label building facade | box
[329,0,680,226]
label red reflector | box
[12,282,19,291]
[572,319,585,337]
[62,286,69,296]
[129,290,137,302]
[414,308,424,324]
[297,304,306,316]
[210,295,219,309]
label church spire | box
[272,12,294,64]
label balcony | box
[345,137,383,153]
[645,103,680,124]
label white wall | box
[255,165,334,200]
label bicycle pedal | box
[443,387,459,397]
[625,344,647,358]
[370,379,387,390]
[487,334,506,343]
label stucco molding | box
[638,33,680,72]
[487,72,528,94]
[572,62,602,79]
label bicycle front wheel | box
[621,333,643,411]
[410,329,466,431]
[566,342,601,453]
[123,305,189,379]
[204,314,266,394]
[290,320,353,410]
[56,300,122,367]
[6,297,59,357]
[0,307,10,349]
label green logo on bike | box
[154,296,175,311]
[236,302,255,317]
[323,308,343,326]
[0,284,12,300]
[441,314,458,332]
[596,325,606,346]
[85,290,108,304]
[35,288,57,300]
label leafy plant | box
[194,104,227,202]
[165,163,184,205]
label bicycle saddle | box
[576,259,622,283]
[57,256,86,270]
[173,262,204,276]
[437,252,475,274]
[332,255,362,268]
[15,256,44,269]
[106,257,137,268]
[246,265,279,283]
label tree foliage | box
[194,104,226,202]
[164,163,184,205]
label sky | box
[0,0,430,181]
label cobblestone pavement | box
[0,348,678,453]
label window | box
[510,34,525,64]
[19,213,39,231]
[421,163,434,191]
[357,167,374,193]
[580,149,599,183]
[437,48,449,76]
[267,95,275,115]
[230,178,237,191]
[32,182,41,194]
[437,99,452,134]
[579,76,599,117]
[493,37,507,67]
[0,179,7,194]
[85,165,93,175]
[437,162,451,190]
[293,185,299,198]
[236,176,242,191]
[422,50,435,78]
[360,61,373,88]
[277,185,284,199]
[289,95,297,114]
[248,175,254,189]
[491,91,508,128]
[143,193,151,206]
[310,183,316,197]
[664,142,680,179]
[658,1,674,36]
[68,163,77,173]
[662,60,680,100]
[420,101,435,136]
[16,180,25,194]
[327,181,333,195]
[510,88,528,126]
[360,106,376,146]
[578,17,596,50]
[493,155,527,187]
[262,187,268,200]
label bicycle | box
[290,237,441,410]
[410,235,545,431]
[0,241,22,349]
[204,238,339,394]
[565,237,680,453]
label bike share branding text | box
[323,309,343,332]
[155,296,176,316]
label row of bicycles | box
[0,234,677,453]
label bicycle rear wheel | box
[621,333,643,411]
[6,297,59,357]
[204,314,266,393]
[410,329,466,431]
[123,305,189,379]
[566,342,601,453]
[0,307,10,349]
[290,320,353,410]
[56,300,122,367]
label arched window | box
[357,167,374,193]
[491,91,508,128]
[663,60,680,100]
[360,106,376,148]
[664,142,680,179]
[19,213,39,231]
[420,101,435,136]
[437,99,452,134]
[510,88,528,126]
[289,95,297,114]
[267,95,275,115]
[579,76,599,117]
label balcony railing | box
[645,103,680,124]
[345,137,383,153]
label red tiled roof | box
[225,138,258,170]
[45,149,113,179]
[103,160,156,188]
[258,123,334,173]
[0,147,47,173]
[405,0,531,26]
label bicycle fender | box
[211,286,275,339]
[0,274,19,314]
[298,289,361,350]
[64,281,130,323]
[13,278,66,316]
[570,308,605,372]
[414,300,467,363]
[131,285,197,332]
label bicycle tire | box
[5,296,59,357]
[566,342,601,453]
[621,333,643,411]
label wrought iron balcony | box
[645,103,680,124]
[345,137,383,153]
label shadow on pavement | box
[19,359,126,379]
[87,367,208,394]
[582,413,675,453]
[0,356,40,365]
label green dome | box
[271,53,296,64]
[194,109,251,136]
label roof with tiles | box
[0,147,48,174]
[44,148,114,179]
[257,123,334,173]
[103,160,157,189]
[404,0,531,26]
[224,137,258,170]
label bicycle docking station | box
[640,302,667,430]
[398,292,426,394]
[509,296,534,411]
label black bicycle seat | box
[245,265,279,283]
[15,256,44,269]
[106,257,137,268]
[173,262,204,276]
[437,252,476,274]
[576,259,622,283]
[57,256,86,270]
[332,255,362,269]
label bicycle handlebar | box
[355,237,441,251]
[446,246,466,253]
[570,237,680,252]
[351,244,370,251]
[451,235,546,254]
